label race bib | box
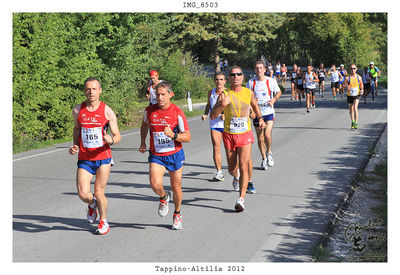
[350,87,359,96]
[153,131,175,153]
[258,98,272,115]
[81,127,103,149]
[230,117,248,133]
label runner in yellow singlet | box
[210,66,265,212]
[345,64,364,129]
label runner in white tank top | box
[303,65,319,113]
[202,72,227,181]
[246,60,281,174]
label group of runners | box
[68,59,380,235]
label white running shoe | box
[172,213,183,230]
[213,170,224,181]
[87,198,97,224]
[260,159,268,170]
[267,153,275,167]
[235,197,245,212]
[158,193,169,217]
[95,219,110,235]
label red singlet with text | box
[144,103,189,156]
[78,101,112,161]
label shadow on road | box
[258,121,386,262]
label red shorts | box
[222,130,254,151]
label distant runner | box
[317,63,326,97]
[345,64,364,129]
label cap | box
[369,62,374,65]
[340,64,344,67]
[150,70,159,77]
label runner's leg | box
[211,130,223,171]
[76,168,94,204]
[169,167,183,213]
[149,162,167,197]
[94,163,111,220]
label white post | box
[187,91,193,112]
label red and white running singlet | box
[78,101,112,161]
[143,103,189,156]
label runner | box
[247,60,282,170]
[296,67,305,105]
[303,65,319,113]
[362,66,371,103]
[202,72,226,181]
[139,81,191,230]
[338,64,348,97]
[223,57,228,72]
[275,61,281,82]
[268,69,275,79]
[345,64,364,129]
[69,77,122,235]
[290,64,298,101]
[281,63,288,85]
[146,70,162,105]
[328,65,342,100]
[210,66,265,212]
[317,63,326,97]
[368,62,380,96]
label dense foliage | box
[13,13,387,151]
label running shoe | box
[267,153,275,167]
[87,198,97,224]
[260,159,268,170]
[307,108,310,113]
[172,213,183,230]
[235,197,245,212]
[351,122,355,130]
[354,122,358,129]
[334,97,337,100]
[213,170,224,181]
[247,182,256,194]
[95,219,110,235]
[232,177,240,192]
[158,193,169,217]
[312,103,316,108]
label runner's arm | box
[105,105,121,146]
[202,89,212,121]
[210,92,230,120]
[139,111,149,153]
[250,92,265,129]
[69,104,81,155]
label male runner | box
[210,66,265,212]
[281,63,287,85]
[290,64,298,101]
[368,62,380,96]
[338,64,348,97]
[202,72,226,181]
[139,81,191,230]
[303,65,319,113]
[345,64,364,129]
[146,70,162,105]
[247,60,281,170]
[328,65,342,100]
[362,66,371,103]
[275,61,281,82]
[317,63,326,97]
[69,77,121,235]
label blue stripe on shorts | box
[77,158,113,175]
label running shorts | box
[318,77,325,82]
[297,84,304,90]
[148,148,185,171]
[347,95,360,104]
[222,130,254,152]
[305,88,315,95]
[211,127,224,133]
[275,72,280,76]
[253,114,274,127]
[331,82,339,89]
[78,158,113,175]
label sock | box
[174,210,181,215]
[160,193,168,201]
[89,197,97,208]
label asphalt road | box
[13,83,387,262]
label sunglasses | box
[229,73,243,77]
[351,68,357,70]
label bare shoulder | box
[105,104,117,121]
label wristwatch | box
[173,132,178,140]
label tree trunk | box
[214,36,221,72]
